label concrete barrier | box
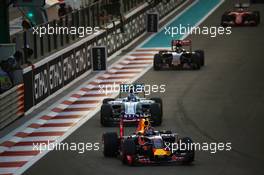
[0,84,24,129]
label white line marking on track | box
[68,104,99,108]
[46,118,81,123]
[0,167,18,174]
[35,127,71,133]
[0,156,34,162]
[5,146,36,152]
[19,136,58,142]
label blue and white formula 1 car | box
[100,84,163,127]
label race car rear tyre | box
[221,13,234,27]
[103,98,115,104]
[195,50,205,66]
[191,55,201,70]
[122,139,136,165]
[154,54,162,70]
[150,97,163,116]
[253,11,260,25]
[101,104,112,127]
[180,137,195,164]
[221,14,228,27]
[103,132,119,157]
[150,103,162,126]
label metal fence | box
[14,0,144,65]
[22,0,184,112]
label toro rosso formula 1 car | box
[153,39,204,70]
[103,116,195,165]
[101,84,162,126]
[221,3,260,27]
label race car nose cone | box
[153,149,169,156]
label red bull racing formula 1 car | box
[153,39,204,70]
[102,116,195,165]
[221,3,260,27]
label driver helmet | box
[143,120,155,135]
[175,46,184,53]
[127,93,137,102]
[145,127,155,136]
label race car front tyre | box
[180,137,195,164]
[194,50,205,66]
[154,54,162,70]
[122,139,136,165]
[103,132,119,157]
[150,103,162,126]
[103,98,115,104]
[150,97,163,116]
[162,135,176,143]
[101,104,113,127]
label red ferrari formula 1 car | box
[221,3,260,27]
[102,115,195,165]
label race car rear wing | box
[234,3,250,8]
[119,84,145,97]
[171,39,192,52]
[119,113,150,138]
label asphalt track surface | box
[25,1,264,175]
